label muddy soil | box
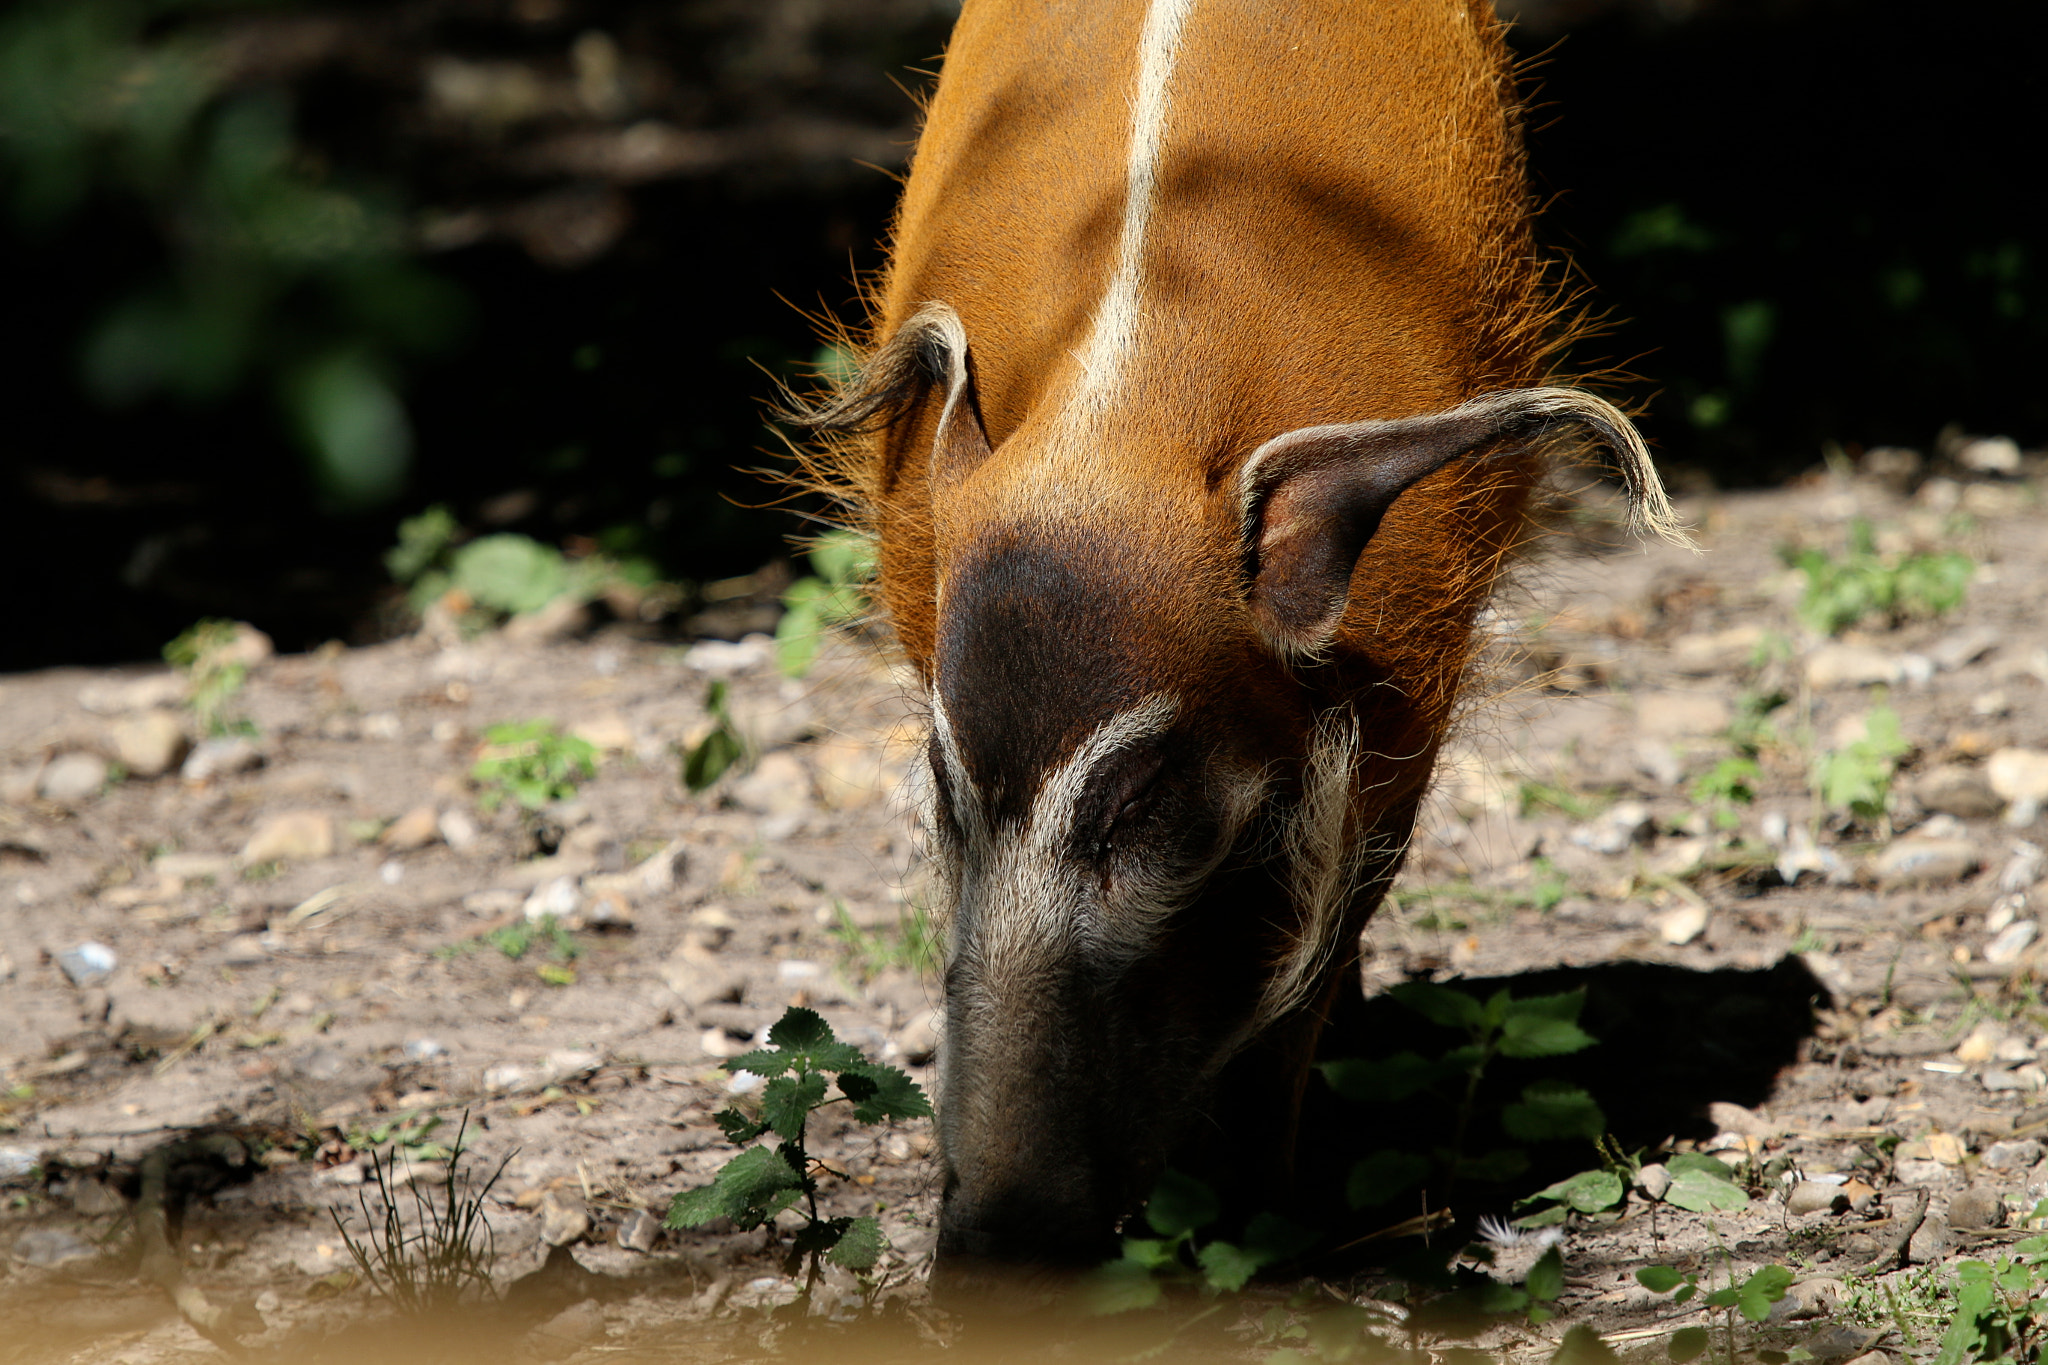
[4,456,2047,1363]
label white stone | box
[1655,902,1710,946]
[1990,750,2048,805]
[1872,837,1978,889]
[110,711,190,778]
[1805,644,1903,690]
[38,753,107,803]
[1986,921,2039,966]
[1957,435,2022,475]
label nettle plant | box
[1320,983,1605,1212]
[666,1007,930,1289]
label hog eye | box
[1089,746,1166,859]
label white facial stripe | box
[1023,693,1179,849]
[1069,0,1195,414]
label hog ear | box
[1239,386,1690,658]
[774,300,992,485]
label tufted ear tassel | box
[1239,386,1691,657]
[776,300,991,484]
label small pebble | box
[540,1193,591,1247]
[181,736,263,782]
[1787,1181,1846,1216]
[617,1208,661,1253]
[11,1228,97,1268]
[37,753,108,803]
[55,942,117,987]
[1949,1187,2008,1230]
[1983,1138,2043,1171]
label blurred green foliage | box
[385,503,664,624]
[0,0,464,509]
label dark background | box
[1,0,2038,670]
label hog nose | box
[934,1181,1120,1292]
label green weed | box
[330,1114,509,1313]
[388,504,666,623]
[666,1006,930,1293]
[681,680,746,792]
[1321,983,1602,1210]
[1087,1170,1316,1312]
[827,901,940,984]
[1812,701,1910,823]
[470,719,597,811]
[775,529,873,678]
[163,618,253,736]
[1782,519,1973,636]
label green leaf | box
[723,1049,792,1079]
[1528,1168,1625,1214]
[1321,1051,1457,1104]
[450,533,569,615]
[1668,1327,1711,1362]
[665,1145,802,1229]
[839,1062,933,1123]
[1526,1245,1564,1303]
[1144,1169,1221,1237]
[760,1072,827,1141]
[1345,1149,1433,1209]
[1665,1152,1735,1178]
[1735,1265,1793,1322]
[1663,1166,1749,1213]
[768,1006,833,1050]
[1086,1254,1167,1315]
[1503,1081,1607,1141]
[1197,1239,1266,1293]
[1635,1266,1686,1293]
[1550,1324,1620,1365]
[1502,988,1589,1024]
[775,587,824,678]
[825,1215,886,1271]
[1388,982,1486,1031]
[1498,1012,1598,1058]
[713,1107,766,1144]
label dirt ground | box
[4,453,2048,1364]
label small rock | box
[1956,1022,2012,1063]
[777,959,822,984]
[1925,1132,1967,1165]
[1707,1101,1775,1137]
[483,1064,533,1093]
[1915,765,2003,819]
[38,753,108,803]
[1983,1139,2043,1171]
[1786,1181,1846,1216]
[664,954,746,1009]
[897,1007,940,1066]
[1570,800,1653,855]
[11,1228,97,1268]
[1957,435,2022,475]
[1655,901,1710,946]
[1840,1355,1890,1365]
[1986,921,2039,966]
[241,811,334,864]
[1930,627,2001,672]
[439,807,480,851]
[540,1193,591,1247]
[731,750,812,818]
[683,636,772,675]
[1634,1163,1671,1201]
[617,1208,661,1253]
[1983,1065,2048,1093]
[180,736,264,781]
[110,711,190,778]
[1907,1210,1953,1264]
[1872,836,1979,889]
[1805,1324,1882,1365]
[1991,749,2048,810]
[2000,841,2044,893]
[1669,626,1768,674]
[1805,644,1903,690]
[1840,1178,1879,1213]
[66,1177,127,1217]
[77,673,186,715]
[54,941,116,987]
[542,1049,603,1086]
[403,1038,448,1062]
[221,934,268,965]
[524,875,582,924]
[1893,1158,1954,1185]
[1647,836,1711,879]
[0,1146,40,1183]
[1950,1187,2008,1230]
[1635,692,1732,740]
[379,806,441,851]
[568,713,634,753]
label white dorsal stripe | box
[1069,0,1196,414]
